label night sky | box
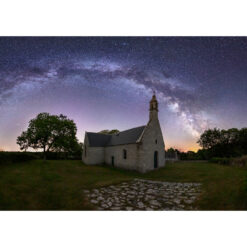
[1,37,247,151]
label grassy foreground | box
[0,160,247,210]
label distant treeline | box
[0,152,38,165]
[167,127,247,161]
[166,148,206,160]
[0,150,82,165]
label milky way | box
[1,37,247,151]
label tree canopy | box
[17,113,80,159]
[98,129,120,135]
[197,127,247,158]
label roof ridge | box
[118,125,146,134]
[86,125,146,136]
[87,132,112,136]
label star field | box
[1,37,247,151]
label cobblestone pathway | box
[83,179,202,210]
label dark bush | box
[0,152,38,165]
[14,151,81,160]
[0,150,82,165]
[209,157,231,165]
[230,156,247,167]
[210,156,247,167]
[45,152,81,160]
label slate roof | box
[86,125,146,147]
[86,132,112,147]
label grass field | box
[0,160,247,210]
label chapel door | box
[111,156,114,167]
[154,151,158,168]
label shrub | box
[230,155,247,167]
[209,157,231,165]
[0,152,38,165]
[0,151,81,165]
[210,156,247,167]
[45,152,81,160]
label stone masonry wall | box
[104,144,139,171]
[82,135,105,165]
[84,147,105,165]
[138,117,165,173]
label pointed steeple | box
[149,91,158,120]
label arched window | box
[123,149,127,159]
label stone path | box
[83,179,202,210]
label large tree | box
[197,127,247,158]
[17,113,79,160]
[197,128,222,149]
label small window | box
[84,145,87,157]
[155,139,157,144]
[123,149,127,159]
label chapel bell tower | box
[149,92,158,121]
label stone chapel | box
[82,93,165,173]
